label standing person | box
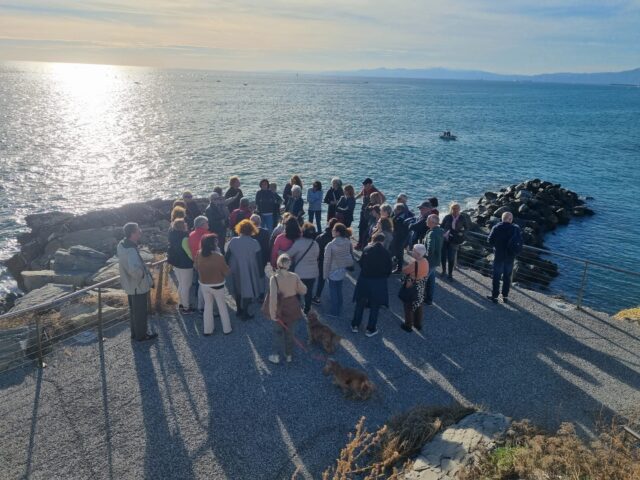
[286,223,320,315]
[229,197,252,233]
[407,200,434,247]
[307,181,323,232]
[188,216,210,312]
[266,254,307,364]
[355,178,384,250]
[270,217,301,268]
[335,184,356,227]
[313,218,338,304]
[487,211,522,304]
[322,223,354,318]
[255,179,278,232]
[182,191,202,229]
[351,233,393,337]
[224,176,243,212]
[285,185,305,224]
[441,202,470,280]
[400,244,428,332]
[251,214,271,301]
[167,219,194,313]
[225,220,264,319]
[205,192,229,254]
[423,214,443,305]
[324,178,344,221]
[391,203,412,274]
[378,217,394,252]
[171,205,186,223]
[282,175,303,206]
[269,182,283,226]
[195,234,232,335]
[117,223,156,342]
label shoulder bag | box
[398,261,419,303]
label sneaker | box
[312,297,321,305]
[365,329,378,338]
[268,354,281,364]
[401,324,412,332]
[285,355,293,363]
[351,326,359,333]
[486,295,498,304]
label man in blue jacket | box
[487,212,522,304]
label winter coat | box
[323,236,354,279]
[353,242,392,307]
[286,237,320,280]
[167,228,193,269]
[441,213,471,246]
[424,226,444,269]
[225,235,264,300]
[117,239,154,295]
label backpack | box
[506,226,523,256]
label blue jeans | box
[260,213,274,232]
[424,268,436,304]
[352,299,379,332]
[308,210,322,232]
[492,257,515,298]
[328,279,343,317]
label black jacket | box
[255,189,278,216]
[205,202,228,234]
[167,228,193,269]
[441,213,471,245]
[185,201,202,229]
[489,222,523,261]
[224,187,243,212]
[358,243,393,278]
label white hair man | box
[487,211,523,304]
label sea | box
[1,62,639,313]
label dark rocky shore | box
[0,179,592,313]
[459,178,594,287]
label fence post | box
[576,261,589,310]
[155,263,165,314]
[35,315,46,369]
[97,287,104,341]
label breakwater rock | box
[458,179,594,287]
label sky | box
[0,0,638,74]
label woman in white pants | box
[194,233,232,335]
[167,219,194,313]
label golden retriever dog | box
[306,310,342,354]
[322,359,375,400]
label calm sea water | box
[1,62,639,312]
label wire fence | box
[0,260,169,373]
[457,232,640,311]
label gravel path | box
[1,265,639,479]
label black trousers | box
[301,278,315,314]
[441,242,459,276]
[128,293,149,341]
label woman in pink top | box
[270,217,301,268]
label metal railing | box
[457,232,640,312]
[0,259,167,372]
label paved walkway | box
[1,266,639,479]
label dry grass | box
[320,404,475,479]
[459,418,640,480]
[614,307,640,324]
[150,263,178,313]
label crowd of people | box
[118,174,523,363]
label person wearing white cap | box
[400,243,429,332]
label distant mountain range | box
[323,67,640,85]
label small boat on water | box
[440,131,457,141]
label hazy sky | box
[0,0,638,73]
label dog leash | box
[275,318,329,363]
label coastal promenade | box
[1,266,639,479]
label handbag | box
[290,240,314,272]
[398,262,419,303]
[261,277,282,320]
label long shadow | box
[98,338,114,480]
[23,367,43,480]
[132,341,195,479]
